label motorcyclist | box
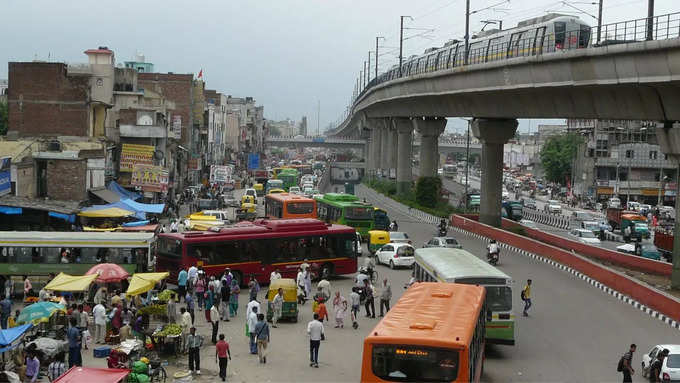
[361,255,376,283]
[487,239,500,259]
[438,218,448,236]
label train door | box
[534,27,547,54]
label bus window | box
[485,286,512,311]
[158,237,182,259]
[345,207,372,220]
[554,22,566,49]
[287,202,314,215]
[371,345,459,382]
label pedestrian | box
[248,276,260,302]
[379,278,392,317]
[619,343,636,382]
[120,307,132,326]
[272,288,284,328]
[79,304,89,330]
[188,265,198,290]
[187,327,203,376]
[177,268,188,303]
[229,279,240,317]
[47,351,67,381]
[332,292,347,328]
[304,268,312,299]
[210,302,220,344]
[24,350,40,383]
[317,298,329,322]
[92,302,106,344]
[0,295,11,329]
[204,286,215,323]
[185,292,195,325]
[254,313,270,364]
[111,303,122,334]
[220,280,230,322]
[270,268,282,282]
[349,287,360,329]
[649,348,669,382]
[215,334,231,382]
[363,279,375,318]
[195,276,206,311]
[180,308,192,353]
[248,306,259,355]
[307,313,325,368]
[23,275,32,301]
[167,295,177,323]
[521,279,532,316]
[67,318,82,367]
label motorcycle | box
[438,226,448,237]
[487,250,499,265]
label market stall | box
[53,367,130,383]
[85,263,130,284]
[44,273,98,292]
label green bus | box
[276,168,299,191]
[414,247,515,345]
[315,193,374,239]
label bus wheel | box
[320,263,333,280]
[232,271,243,287]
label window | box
[286,202,314,215]
[625,150,634,159]
[372,345,459,382]
[381,245,393,252]
[554,22,566,49]
[649,151,658,160]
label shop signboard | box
[131,164,169,192]
[0,157,10,197]
[248,153,260,170]
[172,115,182,140]
[120,144,154,172]
[210,165,233,183]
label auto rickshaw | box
[253,183,264,197]
[266,278,299,323]
[267,188,285,195]
[367,230,390,255]
[241,194,255,205]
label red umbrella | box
[85,263,130,283]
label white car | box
[288,186,301,194]
[544,200,562,214]
[303,187,314,196]
[519,219,537,229]
[375,243,415,269]
[641,344,680,381]
[568,228,601,245]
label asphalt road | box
[85,186,677,382]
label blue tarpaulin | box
[120,198,165,214]
[0,323,32,352]
[122,220,150,227]
[48,211,76,223]
[0,206,22,215]
[107,181,141,201]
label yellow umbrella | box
[44,272,98,292]
[126,272,170,296]
[78,207,135,218]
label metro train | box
[378,13,591,82]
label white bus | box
[414,247,515,345]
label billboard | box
[131,164,169,193]
[120,144,154,172]
[0,157,10,197]
[172,115,182,140]
[247,153,260,170]
[210,165,233,183]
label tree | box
[415,176,442,208]
[540,133,584,184]
[0,101,7,136]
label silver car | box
[423,237,462,249]
[388,232,411,244]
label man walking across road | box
[187,327,203,375]
[247,306,259,355]
[363,279,375,318]
[210,303,220,344]
[521,279,532,317]
[272,288,284,328]
[66,318,82,367]
[254,313,270,364]
[379,278,391,317]
[92,302,107,344]
[620,343,636,382]
[220,280,230,322]
[215,334,231,382]
[307,313,325,368]
[177,268,188,303]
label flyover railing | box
[331,12,680,136]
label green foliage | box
[415,176,441,208]
[507,226,527,236]
[540,133,584,184]
[0,101,7,136]
[363,178,456,218]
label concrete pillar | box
[388,125,398,178]
[380,121,390,174]
[472,118,518,227]
[370,121,382,177]
[414,117,446,178]
[394,118,413,194]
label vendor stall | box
[53,367,130,383]
[85,263,130,284]
[44,273,98,292]
[126,272,169,296]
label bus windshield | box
[372,345,459,382]
[287,202,314,215]
[346,206,373,220]
[486,286,512,311]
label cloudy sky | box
[1,0,677,133]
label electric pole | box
[597,0,603,43]
[375,36,384,80]
[367,52,371,84]
[363,61,367,88]
[647,0,655,41]
[464,0,470,65]
[399,16,411,77]
[317,100,320,136]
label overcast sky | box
[2,0,677,133]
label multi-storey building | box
[570,119,677,205]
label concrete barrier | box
[522,207,570,229]
[450,214,680,322]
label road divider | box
[450,214,680,325]
[522,207,570,229]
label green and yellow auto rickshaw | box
[266,278,299,323]
[367,230,390,255]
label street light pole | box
[464,0,470,65]
[647,0,655,41]
[399,16,405,77]
[367,52,371,84]
[375,36,384,80]
[465,120,471,211]
[597,0,603,43]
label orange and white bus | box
[264,193,317,219]
[361,282,487,382]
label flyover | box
[328,12,680,227]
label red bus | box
[155,218,357,285]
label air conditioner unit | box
[47,140,61,151]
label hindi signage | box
[131,164,169,192]
[120,144,154,172]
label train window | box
[435,51,444,70]
[507,32,523,57]
[554,22,566,49]
[446,46,456,68]
[486,36,503,62]
[535,27,547,53]
[579,23,591,48]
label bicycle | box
[149,359,167,383]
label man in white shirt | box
[270,269,281,282]
[92,303,107,344]
[188,265,198,289]
[247,306,259,354]
[246,298,260,318]
[307,313,325,367]
[179,307,192,352]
